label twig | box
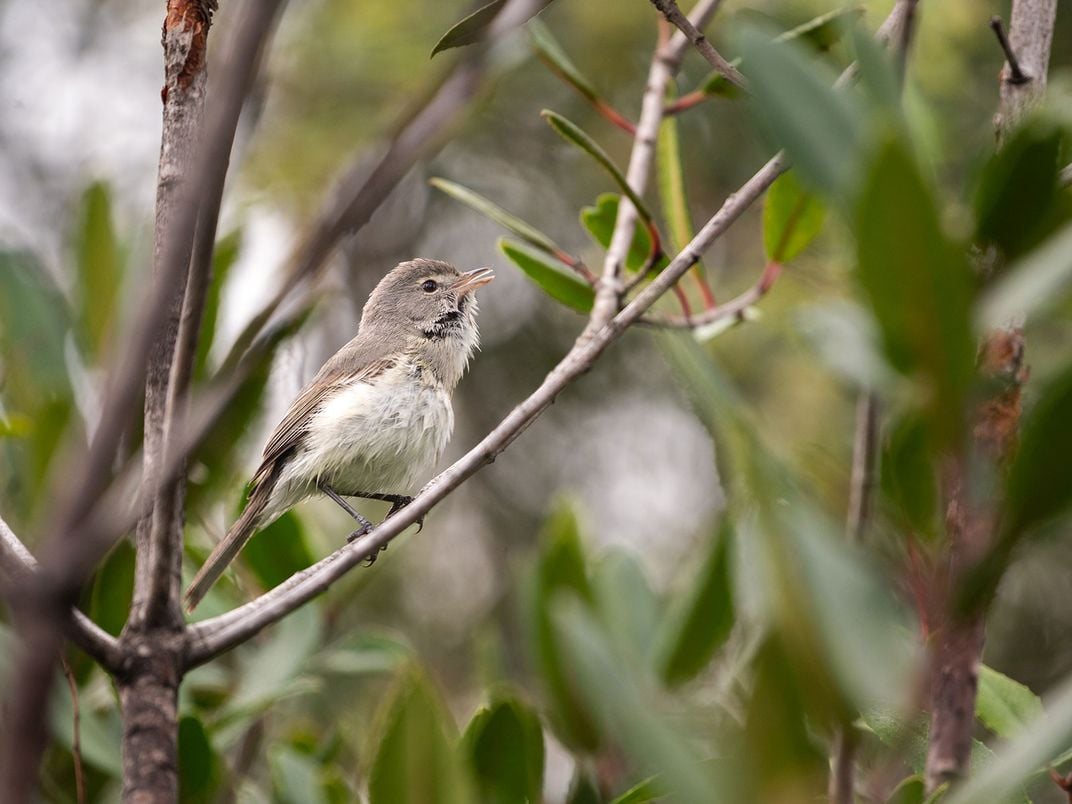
[184,149,786,665]
[60,658,86,804]
[846,392,879,544]
[534,51,638,135]
[990,16,1029,85]
[995,0,1057,139]
[648,0,745,91]
[586,0,724,331]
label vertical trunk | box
[117,635,184,803]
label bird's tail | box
[184,477,275,612]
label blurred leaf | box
[541,110,655,223]
[74,181,122,355]
[943,671,1072,804]
[796,301,896,391]
[566,769,601,804]
[609,776,662,804]
[48,675,123,776]
[888,775,926,804]
[552,597,722,804]
[880,415,939,539]
[312,632,413,676]
[698,8,864,100]
[978,222,1072,330]
[432,178,563,255]
[976,665,1043,739]
[0,251,72,394]
[656,99,693,254]
[855,139,975,450]
[529,19,597,102]
[224,604,322,720]
[656,520,735,687]
[241,510,315,590]
[762,171,825,262]
[1003,361,1072,539]
[851,24,903,118]
[974,119,1066,261]
[499,238,594,313]
[592,549,661,663]
[88,539,136,636]
[580,195,667,273]
[194,229,241,378]
[179,715,220,803]
[462,694,544,804]
[368,664,468,804]
[432,0,554,56]
[531,501,600,751]
[271,746,328,804]
[736,23,867,200]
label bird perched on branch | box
[184,259,493,610]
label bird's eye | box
[421,280,438,293]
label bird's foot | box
[386,495,423,532]
[346,521,373,544]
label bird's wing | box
[251,354,397,489]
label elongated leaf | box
[976,665,1043,739]
[312,632,413,677]
[880,415,940,539]
[431,178,563,256]
[195,229,241,378]
[656,93,707,281]
[762,171,825,262]
[978,222,1072,329]
[529,19,596,101]
[657,520,735,686]
[974,118,1066,261]
[432,0,554,57]
[368,664,468,804]
[609,777,662,804]
[499,238,594,313]
[179,715,220,803]
[541,110,654,222]
[580,194,665,272]
[530,502,601,751]
[736,24,867,200]
[241,509,315,590]
[592,550,661,663]
[855,139,975,450]
[462,694,544,804]
[75,181,122,355]
[271,747,328,804]
[89,539,136,636]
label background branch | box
[648,0,744,90]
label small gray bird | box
[184,258,493,610]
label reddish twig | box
[60,658,86,804]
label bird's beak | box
[452,267,494,295]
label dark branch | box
[990,16,1030,85]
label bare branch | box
[996,0,1057,138]
[846,393,880,544]
[185,148,786,665]
[648,0,744,90]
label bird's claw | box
[346,521,373,544]
[387,496,423,532]
[363,544,387,567]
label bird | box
[183,258,493,611]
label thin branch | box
[185,148,786,665]
[846,392,879,544]
[586,0,724,331]
[60,658,86,804]
[648,0,745,91]
[989,16,1029,85]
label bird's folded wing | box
[251,356,397,488]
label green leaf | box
[609,776,662,804]
[432,0,554,57]
[657,520,735,686]
[736,23,867,200]
[566,769,601,804]
[657,98,694,254]
[528,19,597,102]
[976,665,1043,739]
[854,139,975,451]
[592,549,661,663]
[431,178,563,256]
[241,510,316,590]
[368,664,468,804]
[552,598,723,804]
[89,539,136,636]
[762,171,826,262]
[48,674,123,776]
[978,222,1072,330]
[541,110,655,223]
[796,301,897,391]
[974,118,1066,261]
[499,238,594,313]
[74,181,122,355]
[1004,361,1072,538]
[880,415,940,539]
[462,694,544,804]
[580,194,664,273]
[945,670,1072,804]
[195,229,241,378]
[888,775,926,804]
[530,501,600,751]
[271,746,328,804]
[312,632,413,676]
[851,24,903,118]
[179,715,219,803]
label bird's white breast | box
[282,362,454,500]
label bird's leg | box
[319,483,376,552]
[344,491,422,532]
